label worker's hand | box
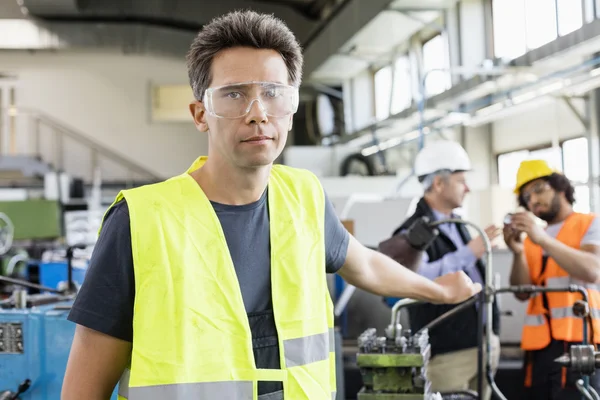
[503,223,524,254]
[509,212,548,245]
[467,224,502,258]
[433,271,482,304]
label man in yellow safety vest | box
[61,10,481,400]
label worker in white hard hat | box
[386,139,502,399]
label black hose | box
[0,276,62,294]
[413,296,478,337]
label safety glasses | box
[203,81,299,119]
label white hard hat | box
[414,140,471,178]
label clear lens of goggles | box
[205,81,299,119]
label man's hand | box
[503,223,524,254]
[467,224,502,258]
[432,271,482,304]
[509,212,548,245]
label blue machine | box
[0,299,118,399]
[29,261,88,293]
[1,244,118,399]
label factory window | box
[374,56,413,121]
[374,65,393,121]
[497,137,591,212]
[525,0,557,50]
[563,137,590,213]
[421,34,451,97]
[556,0,583,36]
[390,56,412,114]
[492,0,527,60]
[492,0,583,60]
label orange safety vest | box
[521,212,600,352]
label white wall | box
[492,98,587,153]
[464,125,491,190]
[0,51,205,180]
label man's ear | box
[189,100,209,132]
[288,113,294,131]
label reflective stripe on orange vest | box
[521,212,600,351]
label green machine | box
[354,297,481,400]
[356,326,434,400]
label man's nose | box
[244,99,268,124]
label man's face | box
[189,47,295,169]
[520,178,560,221]
[438,172,470,209]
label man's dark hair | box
[518,173,576,209]
[186,10,303,101]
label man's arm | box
[416,246,477,280]
[538,238,600,283]
[62,201,135,400]
[337,234,481,304]
[63,326,131,400]
[511,212,600,283]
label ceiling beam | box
[302,0,395,77]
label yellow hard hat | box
[514,159,555,193]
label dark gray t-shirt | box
[67,189,350,342]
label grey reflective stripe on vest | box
[546,276,600,291]
[284,330,330,368]
[551,306,600,319]
[332,392,336,400]
[129,381,253,400]
[329,328,335,353]
[524,314,546,327]
[118,370,253,400]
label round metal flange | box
[0,212,14,256]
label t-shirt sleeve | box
[582,216,600,247]
[324,192,350,273]
[67,200,135,342]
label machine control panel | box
[0,322,24,354]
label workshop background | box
[1,0,599,399]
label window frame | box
[495,136,592,211]
[420,32,452,97]
[491,0,586,60]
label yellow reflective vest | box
[102,156,336,400]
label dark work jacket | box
[393,197,500,358]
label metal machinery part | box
[0,213,14,256]
[355,323,479,400]
[555,344,600,400]
[355,327,432,400]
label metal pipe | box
[362,53,600,158]
[577,379,598,400]
[390,297,422,335]
[430,218,506,400]
[5,253,27,276]
[0,275,62,294]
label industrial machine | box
[0,233,118,400]
[348,215,600,400]
[355,326,435,400]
